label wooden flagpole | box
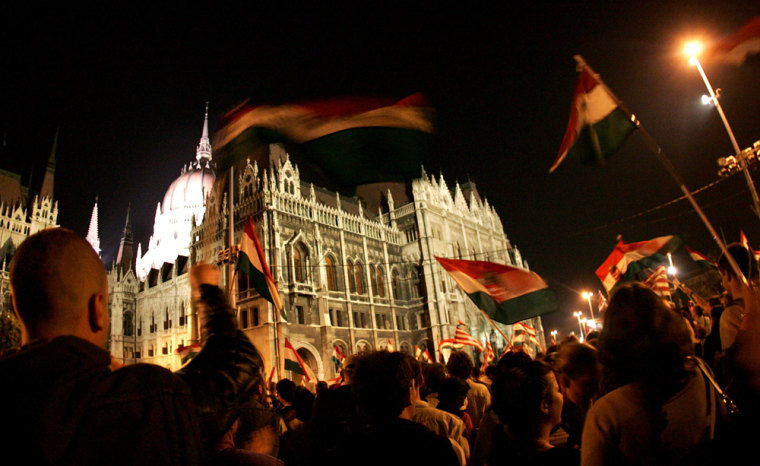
[574,55,749,287]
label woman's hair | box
[492,360,553,437]
[599,283,693,402]
[553,341,598,380]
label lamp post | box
[581,291,595,320]
[550,330,558,345]
[573,311,585,342]
[686,41,760,220]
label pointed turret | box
[196,102,212,164]
[86,196,101,257]
[116,205,134,274]
[40,129,57,200]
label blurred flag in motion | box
[214,94,433,188]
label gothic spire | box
[196,102,212,164]
[116,204,134,273]
[86,196,101,257]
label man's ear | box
[88,292,108,333]
[540,398,550,416]
[559,373,571,391]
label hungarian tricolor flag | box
[415,345,433,363]
[686,246,717,270]
[436,257,557,325]
[331,345,345,370]
[454,321,484,352]
[238,216,283,312]
[705,16,760,65]
[595,236,682,293]
[214,94,433,187]
[284,338,311,382]
[550,67,636,172]
[176,343,201,365]
[386,339,395,352]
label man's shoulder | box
[100,363,191,399]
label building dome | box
[162,165,215,213]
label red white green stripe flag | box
[686,246,717,270]
[595,236,682,293]
[436,257,557,325]
[284,338,311,382]
[214,94,433,187]
[550,67,636,173]
[705,16,760,65]
[238,216,283,313]
[176,343,201,365]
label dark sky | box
[3,2,760,337]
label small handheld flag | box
[480,336,495,372]
[454,321,484,352]
[238,217,283,312]
[284,338,311,382]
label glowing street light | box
[685,41,760,220]
[550,330,558,345]
[667,252,677,276]
[581,291,595,320]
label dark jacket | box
[0,336,202,465]
[176,284,266,455]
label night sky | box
[3,2,760,337]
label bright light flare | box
[685,41,703,58]
[581,291,593,300]
[701,94,713,105]
[668,266,677,275]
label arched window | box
[392,269,401,300]
[325,255,338,291]
[123,310,134,337]
[369,264,377,295]
[376,266,385,298]
[354,262,364,295]
[347,259,356,293]
[293,247,304,282]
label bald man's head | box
[10,228,109,345]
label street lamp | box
[581,291,595,320]
[686,41,760,220]
[573,311,585,342]
[667,252,677,276]
[550,330,558,345]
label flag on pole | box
[595,236,682,292]
[386,339,395,352]
[642,265,671,297]
[549,67,637,172]
[326,375,343,387]
[705,16,760,65]
[267,366,276,383]
[597,290,608,313]
[176,343,201,365]
[454,321,484,352]
[513,322,537,336]
[331,345,346,370]
[214,94,434,187]
[239,217,284,316]
[739,230,760,262]
[480,336,495,372]
[686,246,717,270]
[436,257,557,325]
[284,338,311,382]
[423,349,433,363]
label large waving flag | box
[436,257,557,325]
[284,338,311,382]
[705,16,760,65]
[214,94,433,187]
[454,321,484,352]
[239,217,283,312]
[549,67,636,172]
[595,236,682,293]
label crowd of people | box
[1,228,758,465]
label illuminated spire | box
[86,196,101,257]
[196,102,212,164]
